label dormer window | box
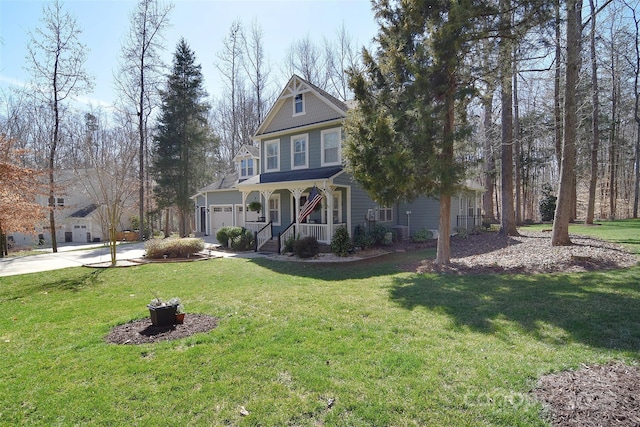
[239,158,254,178]
[293,93,304,115]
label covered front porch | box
[236,168,350,252]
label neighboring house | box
[9,169,136,247]
[192,75,483,251]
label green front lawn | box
[1,220,639,426]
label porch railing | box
[254,222,272,251]
[245,221,266,234]
[278,222,296,254]
[456,215,482,230]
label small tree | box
[330,225,352,257]
[539,183,557,222]
[0,135,47,257]
[77,116,138,266]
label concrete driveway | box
[0,242,147,277]
[0,237,265,277]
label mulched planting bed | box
[105,314,218,345]
[535,362,640,426]
[407,231,638,274]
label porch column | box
[289,188,304,225]
[260,189,273,222]
[324,185,335,240]
[241,191,249,224]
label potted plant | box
[147,297,180,327]
[248,200,262,213]
[175,302,185,324]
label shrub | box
[353,225,372,250]
[293,236,319,259]
[216,226,243,248]
[230,228,255,251]
[539,183,557,221]
[411,228,433,243]
[283,234,298,253]
[145,237,205,259]
[370,223,392,246]
[330,225,352,257]
[454,227,469,239]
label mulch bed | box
[535,362,640,426]
[105,314,218,345]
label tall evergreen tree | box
[344,0,485,265]
[152,38,211,237]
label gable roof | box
[195,172,239,193]
[232,144,260,161]
[255,74,348,137]
[69,203,98,218]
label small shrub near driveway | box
[145,237,205,259]
[216,226,244,248]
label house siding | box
[206,190,243,206]
[262,91,343,135]
[398,197,442,233]
[260,124,342,173]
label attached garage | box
[210,205,234,242]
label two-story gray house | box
[192,75,483,251]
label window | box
[291,134,308,169]
[293,93,304,115]
[269,194,281,225]
[240,158,254,178]
[379,206,393,222]
[57,197,64,207]
[321,128,341,166]
[332,191,342,223]
[265,140,279,171]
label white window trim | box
[264,139,280,172]
[293,93,305,116]
[378,206,393,222]
[238,157,255,178]
[332,190,343,223]
[290,133,309,170]
[321,127,342,166]
[269,194,281,226]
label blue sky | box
[0,0,378,109]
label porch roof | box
[237,166,343,187]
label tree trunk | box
[498,0,519,236]
[436,193,452,265]
[434,77,456,266]
[554,0,563,172]
[633,3,640,217]
[586,0,600,224]
[49,55,60,253]
[609,58,618,219]
[552,0,582,246]
[138,47,146,242]
[164,207,170,238]
[513,53,522,225]
[482,94,496,223]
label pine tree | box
[152,38,211,237]
[343,0,483,265]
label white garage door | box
[211,205,234,242]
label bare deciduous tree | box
[26,0,93,252]
[115,0,173,242]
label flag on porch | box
[298,186,322,223]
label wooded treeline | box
[1,0,639,250]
